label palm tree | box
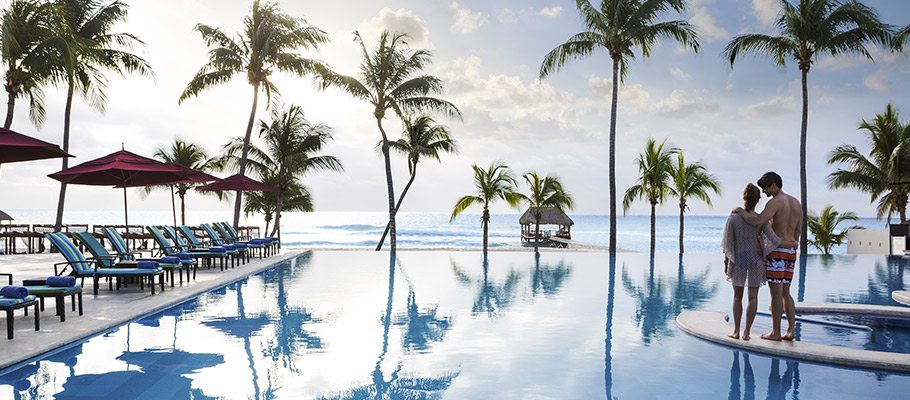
[807,205,861,255]
[217,105,342,237]
[724,0,891,251]
[376,115,458,250]
[1,0,69,129]
[317,31,461,252]
[52,0,153,232]
[895,25,909,51]
[450,162,523,253]
[521,171,574,253]
[539,0,699,254]
[670,152,720,254]
[623,138,678,254]
[827,104,910,222]
[146,139,221,225]
[179,0,329,229]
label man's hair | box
[743,184,761,211]
[758,171,783,189]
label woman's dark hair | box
[743,183,761,211]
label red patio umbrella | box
[0,128,72,164]
[195,174,280,192]
[48,150,189,227]
[115,163,220,226]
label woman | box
[721,183,782,340]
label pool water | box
[1,251,908,399]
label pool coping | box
[676,310,910,373]
[0,250,304,372]
[795,301,910,317]
[892,291,910,306]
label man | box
[734,172,802,341]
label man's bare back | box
[767,191,802,245]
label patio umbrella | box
[0,127,72,164]
[195,174,280,193]
[48,150,189,227]
[117,163,220,227]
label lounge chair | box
[45,232,165,296]
[107,227,197,283]
[72,231,187,288]
[200,224,249,264]
[0,280,39,339]
[3,274,83,323]
[218,222,277,256]
[162,226,230,271]
[177,226,238,269]
[211,223,266,259]
[144,226,198,280]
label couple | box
[722,172,802,341]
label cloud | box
[864,69,890,92]
[450,2,488,33]
[752,0,779,25]
[538,6,563,17]
[690,0,730,42]
[743,96,797,118]
[357,8,431,49]
[587,75,651,111]
[670,67,692,80]
[653,90,719,117]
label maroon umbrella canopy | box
[195,174,280,192]
[115,163,219,188]
[0,128,72,164]
[48,150,189,186]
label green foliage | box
[828,104,910,221]
[807,205,861,255]
[147,138,222,223]
[450,162,523,222]
[623,138,678,212]
[386,115,458,174]
[896,25,909,51]
[670,152,721,211]
[521,171,574,213]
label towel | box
[176,252,194,260]
[136,261,159,269]
[209,247,226,253]
[222,244,236,251]
[250,239,265,245]
[233,243,248,249]
[46,276,76,287]
[159,256,180,264]
[0,286,29,299]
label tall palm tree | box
[724,0,891,251]
[807,205,861,255]
[1,0,69,129]
[179,0,329,229]
[147,138,220,225]
[521,171,574,253]
[217,105,342,237]
[376,115,457,250]
[670,152,720,254]
[450,162,523,254]
[539,0,699,254]
[895,25,909,51]
[828,104,910,222]
[53,0,153,232]
[318,31,461,252]
[623,138,678,254]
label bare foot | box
[742,332,751,341]
[728,332,740,340]
[781,332,795,341]
[760,332,782,341]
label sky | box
[2,0,909,219]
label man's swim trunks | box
[767,247,797,284]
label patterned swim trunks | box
[767,247,797,284]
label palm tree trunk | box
[53,81,75,232]
[270,194,283,238]
[482,206,490,254]
[799,68,809,252]
[234,83,260,229]
[376,116,397,252]
[608,57,619,254]
[170,186,177,227]
[650,202,657,255]
[534,218,541,253]
[678,203,685,254]
[264,216,271,237]
[376,169,417,250]
[3,88,14,129]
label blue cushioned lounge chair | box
[45,232,164,296]
[178,226,238,269]
[211,223,265,259]
[161,226,229,271]
[72,231,186,288]
[0,284,38,339]
[201,224,249,264]
[218,222,277,257]
[3,274,82,323]
[145,226,198,280]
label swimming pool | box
[1,251,908,399]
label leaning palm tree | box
[375,115,458,250]
[179,0,329,228]
[828,104,910,223]
[669,152,721,254]
[216,105,342,237]
[807,205,861,255]
[521,171,575,253]
[623,138,678,254]
[317,31,461,252]
[53,0,153,232]
[147,139,221,225]
[450,162,523,253]
[724,0,891,251]
[1,0,69,129]
[539,0,699,254]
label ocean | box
[1,209,887,254]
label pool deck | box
[677,310,910,373]
[796,301,910,317]
[893,290,910,306]
[0,250,302,370]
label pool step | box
[676,310,910,373]
[892,291,910,307]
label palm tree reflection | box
[671,255,718,313]
[531,253,572,297]
[393,288,452,352]
[605,254,617,400]
[452,256,522,317]
[828,256,906,306]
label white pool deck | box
[893,290,910,306]
[677,310,910,373]
[0,250,302,370]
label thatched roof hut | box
[519,207,573,240]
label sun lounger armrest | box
[54,260,95,275]
[0,273,11,285]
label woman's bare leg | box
[743,287,759,340]
[730,286,744,339]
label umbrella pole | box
[123,187,129,228]
[170,185,177,226]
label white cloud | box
[670,67,692,80]
[538,6,563,17]
[653,90,719,117]
[743,96,797,118]
[450,2,488,33]
[587,75,651,111]
[357,8,431,49]
[690,0,730,42]
[752,0,779,25]
[864,69,890,92]
[498,8,518,24]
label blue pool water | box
[1,251,908,399]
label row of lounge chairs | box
[1,222,278,339]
